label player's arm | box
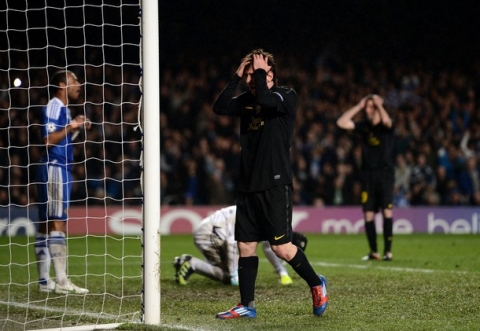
[44,115,91,147]
[253,69,286,110]
[212,59,250,116]
[251,54,283,110]
[336,97,367,130]
[372,94,392,128]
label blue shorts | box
[36,164,72,221]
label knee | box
[48,220,67,233]
[271,243,296,261]
[383,210,393,218]
[238,242,257,257]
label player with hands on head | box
[212,49,328,320]
[336,94,395,261]
[34,70,91,294]
[173,205,302,286]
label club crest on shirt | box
[47,122,56,133]
[368,134,380,146]
[245,104,264,130]
[248,116,264,131]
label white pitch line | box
[312,261,438,273]
[312,261,474,274]
[259,258,474,274]
[0,301,212,331]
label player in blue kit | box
[35,70,91,294]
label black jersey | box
[354,119,395,171]
[213,69,296,192]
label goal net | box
[0,1,159,330]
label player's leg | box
[48,219,68,285]
[177,230,231,284]
[216,193,258,319]
[272,242,328,316]
[174,252,230,285]
[44,166,68,288]
[35,163,54,292]
[261,241,292,285]
[362,211,380,260]
[380,170,394,261]
[216,241,258,319]
[46,166,88,294]
[361,172,380,260]
[267,185,328,317]
[382,209,393,260]
[188,256,229,283]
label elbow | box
[336,119,353,130]
[336,118,346,129]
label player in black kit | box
[213,49,328,319]
[337,94,394,261]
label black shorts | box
[235,185,293,245]
[361,169,394,212]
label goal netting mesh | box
[0,1,146,330]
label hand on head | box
[358,96,368,108]
[236,57,252,78]
[252,54,271,72]
[372,94,384,107]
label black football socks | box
[238,256,258,308]
[287,248,320,288]
[383,217,393,253]
[365,220,377,253]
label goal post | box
[140,0,161,325]
[0,0,160,329]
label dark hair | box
[49,70,71,96]
[243,48,277,85]
[363,94,375,110]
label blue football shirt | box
[39,97,74,171]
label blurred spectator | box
[2,48,480,207]
[410,153,436,205]
[457,156,480,204]
[393,154,411,207]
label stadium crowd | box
[0,48,143,208]
[159,51,480,207]
[1,50,480,207]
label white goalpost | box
[140,0,161,326]
[0,0,160,330]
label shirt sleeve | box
[254,70,296,115]
[212,74,243,116]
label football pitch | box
[1,233,479,331]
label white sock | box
[49,231,68,286]
[262,241,289,276]
[35,233,51,284]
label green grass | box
[1,234,479,330]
